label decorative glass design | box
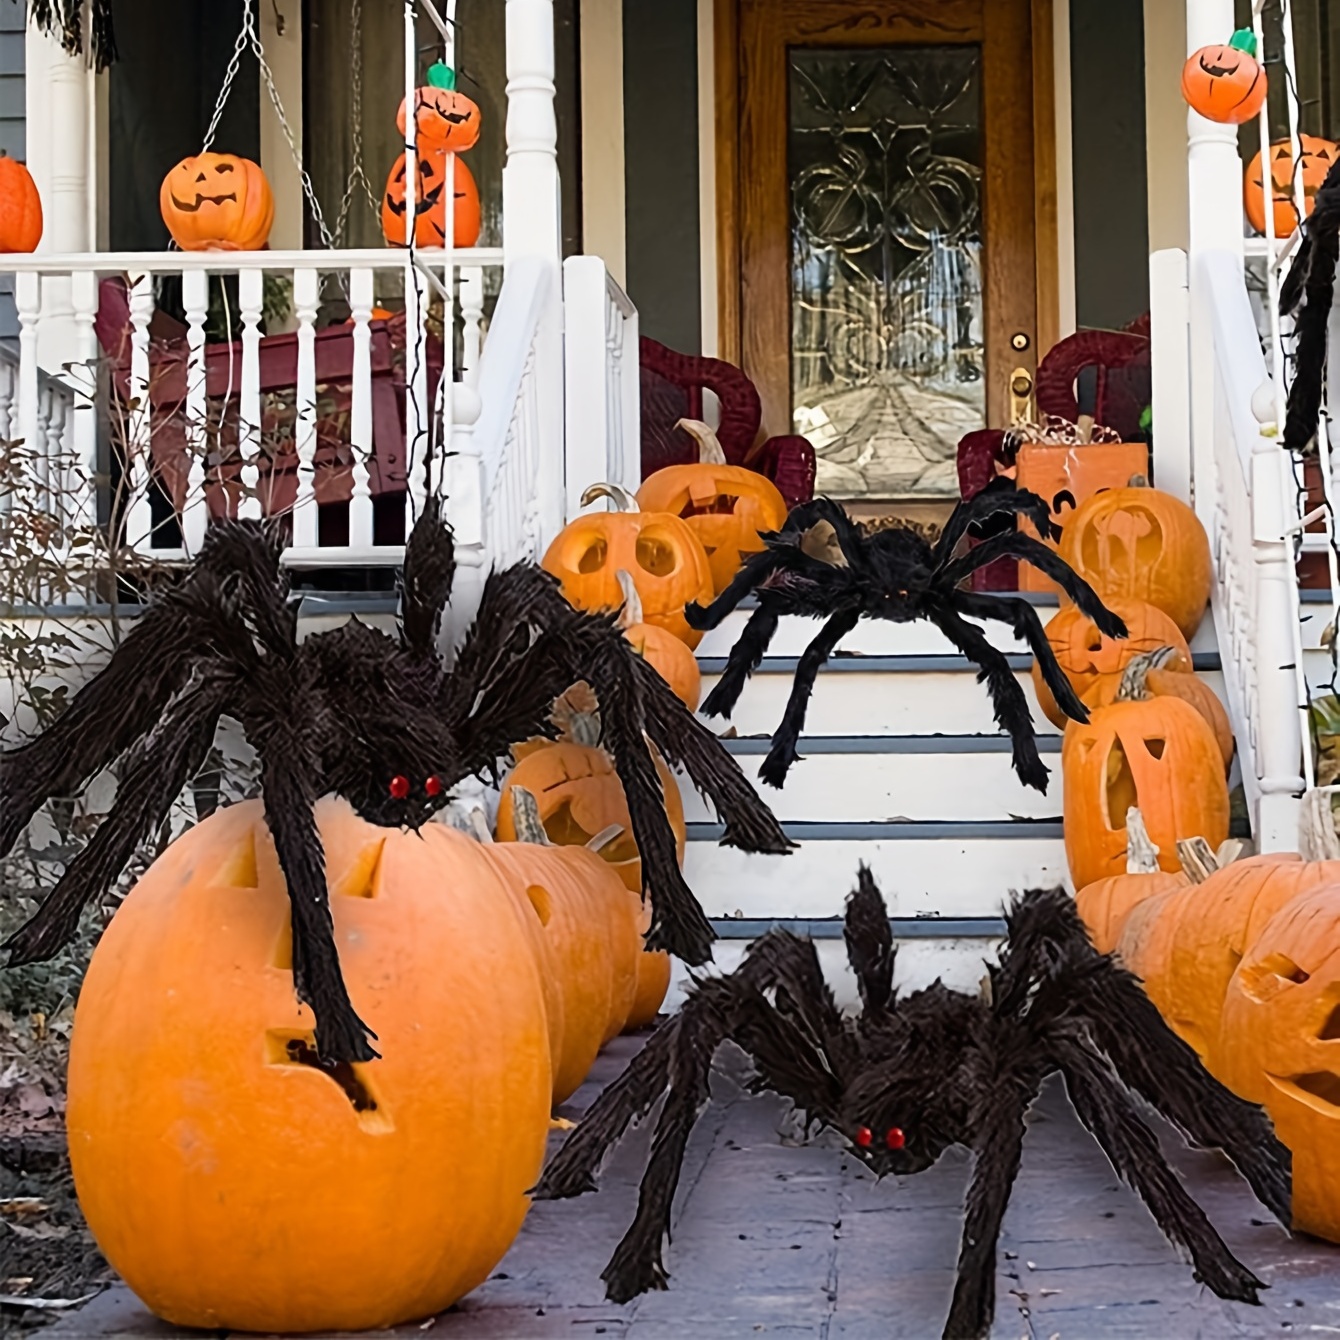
[789,45,984,498]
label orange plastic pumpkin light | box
[1181,30,1267,125]
[1059,485,1212,639]
[396,63,482,153]
[0,152,42,254]
[541,483,714,648]
[637,419,789,595]
[1031,597,1191,729]
[1244,135,1340,238]
[159,153,274,252]
[382,149,481,249]
[67,799,552,1333]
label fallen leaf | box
[0,1290,103,1310]
[5,1219,70,1240]
[0,1198,48,1219]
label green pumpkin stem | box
[1228,28,1258,58]
[427,62,456,90]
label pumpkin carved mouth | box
[170,192,239,212]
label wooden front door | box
[719,0,1048,502]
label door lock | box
[1009,367,1036,425]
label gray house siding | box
[0,6,23,341]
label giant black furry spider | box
[0,503,790,1063]
[534,872,1292,1340]
[684,488,1128,792]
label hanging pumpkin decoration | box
[1181,30,1268,125]
[159,153,275,252]
[541,483,714,648]
[1075,808,1188,954]
[616,569,701,711]
[1214,883,1340,1241]
[1082,646,1234,770]
[397,63,483,153]
[1058,483,1212,639]
[0,152,42,254]
[1063,688,1228,893]
[1244,134,1340,237]
[1031,597,1191,729]
[66,798,552,1333]
[636,418,789,596]
[382,149,481,249]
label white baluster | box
[561,256,611,516]
[182,269,211,555]
[348,267,375,550]
[13,272,40,519]
[503,0,562,262]
[460,267,484,387]
[0,358,14,443]
[237,269,265,521]
[33,384,51,517]
[70,271,100,534]
[292,266,320,551]
[124,274,155,551]
[443,383,485,644]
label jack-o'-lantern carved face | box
[159,153,275,252]
[397,63,482,152]
[381,150,481,249]
[1244,135,1340,238]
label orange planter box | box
[1014,442,1150,593]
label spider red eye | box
[885,1126,905,1151]
[388,775,410,800]
[854,1126,873,1148]
[424,775,442,797]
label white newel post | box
[503,0,565,540]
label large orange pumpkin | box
[1181,31,1267,125]
[1075,808,1188,954]
[159,153,274,252]
[67,798,552,1333]
[616,569,701,710]
[1062,692,1228,893]
[1244,135,1340,238]
[1058,484,1212,639]
[1031,598,1191,729]
[636,419,789,596]
[541,484,714,648]
[0,152,42,253]
[396,63,482,152]
[382,149,481,249]
[1082,646,1234,770]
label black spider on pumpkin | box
[684,487,1128,792]
[534,872,1292,1340]
[0,502,791,1064]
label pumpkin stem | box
[676,417,729,466]
[1124,807,1161,874]
[1115,646,1182,702]
[510,787,555,846]
[615,569,644,630]
[427,61,456,90]
[1128,473,1150,488]
[1228,27,1259,56]
[551,682,603,748]
[1300,786,1340,860]
[1176,836,1221,884]
[587,823,625,854]
[581,482,639,513]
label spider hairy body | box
[685,489,1128,792]
[535,873,1292,1340]
[0,502,791,1063]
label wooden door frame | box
[712,0,1059,389]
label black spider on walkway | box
[534,872,1292,1340]
[684,488,1128,792]
[0,502,790,1063]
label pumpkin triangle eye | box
[1144,738,1166,760]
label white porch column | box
[25,19,94,374]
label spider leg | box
[398,495,456,659]
[950,590,1089,724]
[932,486,1059,565]
[1050,1027,1266,1305]
[684,548,783,632]
[844,865,895,1017]
[4,669,230,965]
[939,534,1127,640]
[760,609,861,788]
[699,602,781,719]
[927,606,1050,792]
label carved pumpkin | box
[0,152,42,253]
[159,153,274,252]
[381,149,481,249]
[1062,692,1228,893]
[1031,598,1191,729]
[1245,135,1340,238]
[541,483,714,648]
[67,798,552,1332]
[1215,884,1340,1240]
[396,63,482,152]
[1181,30,1267,125]
[636,419,789,595]
[1082,646,1234,770]
[616,569,701,711]
[1075,808,1188,954]
[1058,484,1212,639]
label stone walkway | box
[47,1034,1340,1339]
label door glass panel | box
[789,45,984,499]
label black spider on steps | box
[534,872,1292,1340]
[684,488,1128,792]
[0,502,791,1063]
